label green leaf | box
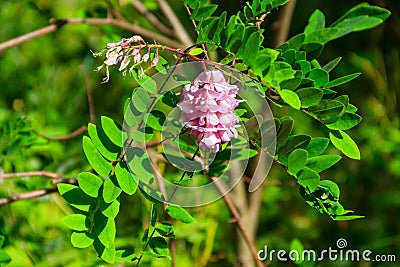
[305,28,341,44]
[191,4,218,20]
[149,236,170,258]
[325,73,361,88]
[98,196,120,219]
[0,236,4,248]
[132,89,151,113]
[278,135,311,159]
[101,116,123,147]
[88,123,120,161]
[294,60,311,78]
[322,57,342,73]
[82,136,112,177]
[93,212,116,248]
[333,215,365,221]
[155,223,175,237]
[103,175,122,203]
[305,137,330,157]
[243,32,260,66]
[297,167,320,192]
[62,214,90,231]
[271,0,289,9]
[308,68,329,87]
[318,180,340,200]
[300,43,324,60]
[332,3,391,34]
[276,117,293,149]
[57,183,96,212]
[150,204,157,227]
[115,250,137,263]
[161,91,179,107]
[115,162,138,195]
[280,89,301,110]
[308,100,346,124]
[188,48,204,56]
[288,149,308,176]
[93,238,115,263]
[304,10,325,35]
[290,239,304,264]
[126,147,154,185]
[78,172,103,198]
[306,155,342,173]
[166,204,195,224]
[286,34,305,51]
[326,112,362,130]
[0,250,11,264]
[146,110,166,131]
[296,87,323,108]
[329,130,361,159]
[71,231,94,248]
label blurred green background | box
[0,0,399,266]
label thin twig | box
[210,177,264,267]
[106,0,126,21]
[0,17,183,53]
[34,125,88,141]
[0,188,58,205]
[63,18,183,48]
[157,0,193,47]
[255,13,268,28]
[80,64,96,124]
[0,20,66,52]
[131,0,174,36]
[0,171,60,179]
[184,5,209,60]
[169,238,177,267]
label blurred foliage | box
[0,0,399,266]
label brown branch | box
[80,64,96,124]
[131,0,174,37]
[63,18,183,48]
[0,17,183,53]
[0,188,58,205]
[0,178,77,206]
[157,0,193,47]
[34,125,88,141]
[273,0,297,46]
[0,21,66,52]
[211,177,264,267]
[0,171,60,179]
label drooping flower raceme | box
[177,70,241,153]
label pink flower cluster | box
[177,70,241,153]
[94,35,159,82]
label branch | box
[131,0,174,37]
[34,125,88,141]
[0,171,60,179]
[273,0,297,46]
[80,64,96,124]
[63,18,184,48]
[184,5,209,60]
[0,20,67,52]
[211,177,265,267]
[0,17,183,53]
[0,188,59,205]
[157,0,193,47]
